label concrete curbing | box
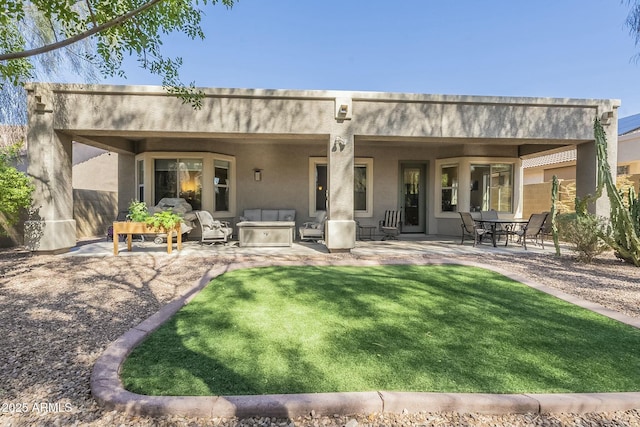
[91,258,640,418]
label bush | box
[127,200,149,222]
[127,200,182,233]
[557,212,609,263]
[0,142,34,234]
[145,209,182,233]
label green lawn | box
[121,265,640,396]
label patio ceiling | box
[70,130,579,159]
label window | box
[154,158,203,210]
[137,160,144,202]
[314,164,327,212]
[470,163,513,212]
[310,157,373,216]
[618,165,630,175]
[354,164,368,211]
[441,165,458,212]
[214,159,230,212]
[138,152,235,215]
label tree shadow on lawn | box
[121,312,337,396]
[121,264,640,396]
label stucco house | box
[522,113,640,216]
[23,83,620,253]
[617,113,640,176]
[523,113,640,183]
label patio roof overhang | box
[38,84,614,156]
[24,83,620,253]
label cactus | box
[550,175,561,256]
[628,186,640,236]
[590,118,640,266]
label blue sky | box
[104,0,640,117]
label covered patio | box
[24,84,619,254]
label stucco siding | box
[53,91,335,136]
[42,85,607,143]
[354,101,597,141]
[74,189,117,238]
[618,134,640,164]
[543,166,576,182]
[72,151,118,191]
[234,143,315,223]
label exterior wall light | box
[254,168,262,181]
[334,97,352,120]
[601,111,614,125]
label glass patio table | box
[475,218,529,247]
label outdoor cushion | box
[299,211,326,241]
[278,209,296,221]
[314,210,326,226]
[242,209,262,222]
[195,210,232,244]
[199,213,220,230]
[240,209,296,223]
[262,210,279,221]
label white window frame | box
[213,158,233,215]
[440,163,459,213]
[435,157,519,218]
[135,151,236,217]
[469,162,514,213]
[308,157,374,217]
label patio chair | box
[379,210,402,240]
[480,210,508,243]
[299,210,327,242]
[194,210,233,245]
[513,212,548,250]
[539,211,553,244]
[459,212,489,247]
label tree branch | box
[85,0,98,28]
[0,0,165,61]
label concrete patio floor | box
[68,233,565,258]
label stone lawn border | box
[91,258,640,419]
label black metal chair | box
[459,212,489,247]
[513,212,548,250]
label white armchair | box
[299,211,327,241]
[194,210,233,244]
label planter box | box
[112,221,182,255]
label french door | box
[400,163,427,233]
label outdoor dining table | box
[475,218,529,247]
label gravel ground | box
[1,245,640,427]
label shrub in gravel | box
[557,212,609,263]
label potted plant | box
[145,209,183,233]
[127,200,149,222]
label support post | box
[325,133,356,252]
[24,86,76,253]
